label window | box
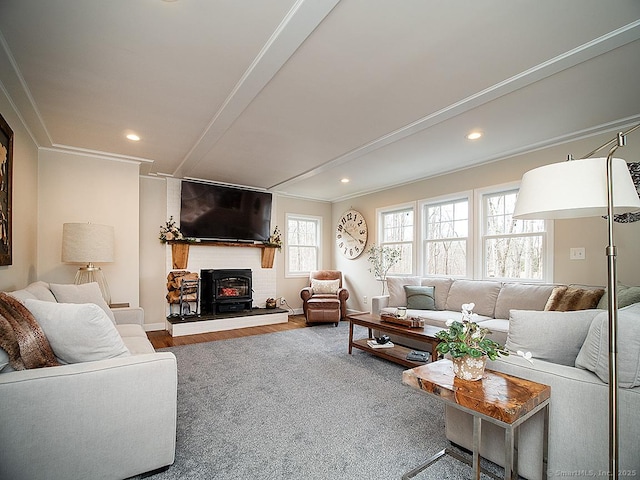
[422,196,470,276]
[286,214,321,276]
[378,206,414,275]
[480,188,549,281]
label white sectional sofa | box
[372,276,640,479]
[0,281,177,480]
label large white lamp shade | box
[61,223,115,304]
[513,157,640,220]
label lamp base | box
[75,264,111,305]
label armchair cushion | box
[311,279,340,295]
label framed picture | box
[0,113,13,266]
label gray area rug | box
[140,322,504,479]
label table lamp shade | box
[62,223,115,263]
[513,157,640,220]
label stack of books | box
[366,339,395,349]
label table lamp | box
[62,222,115,304]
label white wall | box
[139,175,168,328]
[332,131,640,313]
[37,149,141,306]
[0,89,39,291]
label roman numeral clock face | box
[336,209,368,259]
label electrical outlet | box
[363,296,368,305]
[570,247,586,260]
[280,297,286,305]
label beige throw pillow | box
[311,279,340,295]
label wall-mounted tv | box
[179,181,272,242]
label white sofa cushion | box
[49,282,117,324]
[420,277,454,310]
[24,299,130,364]
[25,281,57,302]
[575,303,640,388]
[445,279,501,317]
[386,276,420,307]
[505,309,601,366]
[494,283,555,320]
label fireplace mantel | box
[167,240,278,268]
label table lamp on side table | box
[62,222,115,305]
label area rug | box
[138,322,502,479]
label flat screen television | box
[179,181,272,242]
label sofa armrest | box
[371,295,390,314]
[0,353,177,480]
[111,306,144,325]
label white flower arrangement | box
[159,216,184,243]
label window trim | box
[285,213,322,278]
[375,202,416,276]
[418,190,473,278]
[474,182,554,283]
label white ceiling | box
[1,0,639,202]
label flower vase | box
[452,355,487,381]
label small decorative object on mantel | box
[380,312,425,328]
[159,216,184,243]
[264,226,282,250]
[436,303,508,381]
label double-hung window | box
[378,205,414,275]
[480,187,549,281]
[286,214,321,276]
[422,195,470,276]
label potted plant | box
[435,303,508,381]
[367,244,402,295]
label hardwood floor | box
[147,314,309,349]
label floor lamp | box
[62,222,115,305]
[513,125,640,479]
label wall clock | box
[336,209,368,259]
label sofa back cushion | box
[576,302,640,388]
[506,309,601,366]
[445,279,501,317]
[494,283,555,320]
[49,282,116,324]
[387,276,420,307]
[25,281,57,302]
[421,277,453,310]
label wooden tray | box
[380,313,425,328]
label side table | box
[402,359,550,480]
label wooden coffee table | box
[402,359,551,480]
[347,312,443,367]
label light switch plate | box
[570,247,586,260]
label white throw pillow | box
[311,279,340,295]
[505,309,601,366]
[24,299,130,364]
[49,282,116,324]
[575,303,640,388]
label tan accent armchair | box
[300,270,349,325]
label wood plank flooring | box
[147,314,309,349]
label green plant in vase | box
[436,303,508,380]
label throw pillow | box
[544,286,604,312]
[49,282,117,324]
[387,276,420,307]
[505,309,601,366]
[24,299,130,364]
[597,285,640,310]
[311,279,340,295]
[575,303,640,388]
[404,285,436,310]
